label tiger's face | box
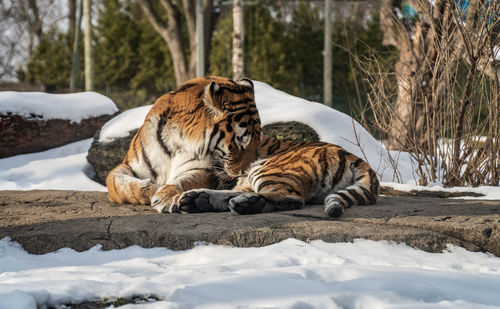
[204,78,262,177]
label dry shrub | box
[356,0,499,187]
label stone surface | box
[1,190,499,256]
[0,113,118,158]
[86,121,320,184]
[262,121,319,142]
[87,129,137,183]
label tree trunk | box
[70,0,83,92]
[83,0,94,91]
[25,0,43,61]
[381,0,456,153]
[323,0,332,107]
[196,0,205,77]
[68,0,77,40]
[138,0,216,87]
[232,0,244,80]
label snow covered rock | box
[0,91,118,158]
[87,128,138,184]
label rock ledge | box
[1,190,499,256]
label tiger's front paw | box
[178,190,214,213]
[151,185,181,213]
[228,193,266,215]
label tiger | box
[176,135,380,217]
[106,76,261,213]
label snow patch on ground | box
[382,182,500,200]
[1,237,500,309]
[0,91,118,122]
[0,139,106,191]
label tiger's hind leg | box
[106,163,158,205]
[228,191,304,215]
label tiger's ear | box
[203,81,224,117]
[238,78,254,90]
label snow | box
[382,182,500,200]
[98,105,151,143]
[0,139,106,191]
[0,91,118,122]
[1,237,500,309]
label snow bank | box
[0,91,118,123]
[97,81,415,182]
[1,237,500,309]
[382,182,500,200]
[98,105,151,143]
[0,139,106,191]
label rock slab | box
[1,190,499,256]
[0,113,118,158]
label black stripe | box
[353,158,364,168]
[267,140,281,155]
[360,187,377,204]
[347,188,367,205]
[141,140,157,181]
[196,90,205,99]
[257,180,300,196]
[369,169,379,194]
[228,105,250,113]
[157,118,171,156]
[214,129,226,149]
[253,172,302,188]
[337,192,354,205]
[125,162,139,178]
[332,150,346,185]
[193,101,204,111]
[228,97,254,108]
[207,124,220,148]
[219,85,252,94]
[171,83,197,95]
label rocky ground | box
[1,190,499,256]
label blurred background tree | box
[9,0,395,114]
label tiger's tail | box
[324,158,379,217]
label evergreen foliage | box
[21,28,76,91]
[18,0,395,113]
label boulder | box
[262,121,319,142]
[86,121,320,184]
[0,113,118,158]
[87,129,137,184]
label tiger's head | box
[203,77,262,178]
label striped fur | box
[178,136,379,217]
[106,76,261,213]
